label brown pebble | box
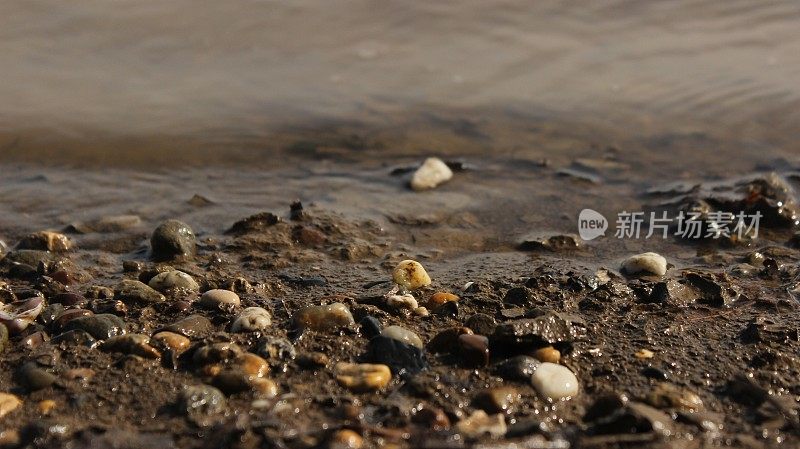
[458,334,490,367]
[330,429,363,449]
[533,346,561,364]
[298,352,330,369]
[199,289,241,309]
[427,327,473,354]
[54,309,94,330]
[17,231,72,252]
[237,353,270,378]
[168,300,192,314]
[151,331,191,356]
[62,368,95,381]
[429,292,459,306]
[334,363,391,392]
[250,377,279,398]
[99,334,161,359]
[0,393,22,419]
[37,399,56,415]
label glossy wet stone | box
[458,334,490,367]
[392,260,431,290]
[151,331,191,355]
[100,334,161,358]
[16,363,57,391]
[358,316,382,338]
[199,289,240,309]
[148,270,200,294]
[334,362,391,392]
[62,313,126,340]
[53,308,93,330]
[427,327,473,354]
[530,362,579,401]
[231,306,271,332]
[51,292,88,307]
[51,329,97,348]
[381,325,423,348]
[114,280,166,304]
[151,219,196,261]
[178,385,226,418]
[364,335,428,375]
[429,291,459,306]
[491,312,576,347]
[533,346,561,363]
[294,303,354,331]
[159,315,213,337]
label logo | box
[578,208,608,241]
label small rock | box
[51,330,97,348]
[494,356,540,382]
[622,252,668,276]
[178,385,226,418]
[294,303,354,331]
[635,349,655,359]
[530,362,579,401]
[16,363,57,391]
[114,280,166,304]
[334,362,392,392]
[427,327,473,354]
[193,342,243,366]
[62,314,126,340]
[410,157,453,191]
[256,336,296,366]
[150,219,196,261]
[53,308,93,330]
[99,334,161,359]
[385,293,418,311]
[151,331,191,359]
[17,231,72,252]
[297,352,329,369]
[212,370,254,394]
[329,429,363,449]
[364,335,428,375]
[381,325,423,348]
[148,270,200,294]
[533,346,561,364]
[38,399,57,415]
[0,393,22,419]
[646,382,704,412]
[231,307,271,333]
[236,353,270,378]
[429,292,459,306]
[492,312,577,347]
[458,334,490,367]
[51,293,88,307]
[199,289,241,309]
[473,386,521,415]
[503,287,532,305]
[159,315,213,338]
[358,316,382,338]
[0,297,44,334]
[392,260,431,290]
[455,410,506,439]
[465,313,496,336]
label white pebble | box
[382,325,423,348]
[386,293,418,311]
[410,157,453,191]
[530,362,579,401]
[231,307,272,333]
[622,252,668,276]
[392,260,431,290]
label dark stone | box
[493,355,540,382]
[492,312,577,347]
[363,335,428,375]
[39,304,65,327]
[52,329,98,348]
[458,334,490,367]
[226,212,279,234]
[16,362,57,391]
[53,308,94,330]
[62,314,126,340]
[158,315,213,338]
[503,287,532,305]
[427,327,473,354]
[52,293,88,307]
[465,313,496,335]
[359,316,382,339]
[685,272,739,306]
[584,393,628,422]
[432,301,459,318]
[150,219,196,261]
[114,280,166,304]
[641,367,669,381]
[589,402,674,436]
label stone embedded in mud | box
[358,316,382,338]
[0,297,44,334]
[530,362,579,401]
[0,393,22,420]
[465,313,496,336]
[458,334,490,367]
[334,362,392,392]
[152,331,191,358]
[100,334,161,359]
[473,386,522,415]
[17,231,72,252]
[429,292,459,306]
[256,336,297,366]
[455,410,507,439]
[114,279,166,304]
[410,157,453,191]
[494,356,540,382]
[427,327,473,354]
[178,385,226,418]
[150,219,196,261]
[294,303,354,331]
[392,260,431,290]
[199,289,241,309]
[329,429,363,449]
[16,363,57,391]
[533,346,561,364]
[148,270,200,294]
[51,329,97,348]
[503,286,533,305]
[231,307,272,333]
[62,313,126,340]
[159,314,213,337]
[491,312,577,347]
[589,402,674,437]
[381,325,423,348]
[364,335,428,375]
[684,271,740,306]
[622,252,668,276]
[193,342,244,367]
[386,293,418,311]
[646,382,704,412]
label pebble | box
[410,157,453,191]
[99,334,161,359]
[473,386,521,415]
[392,260,431,290]
[635,349,655,359]
[237,353,271,378]
[178,385,226,418]
[150,219,196,260]
[62,314,126,340]
[530,362,579,401]
[492,312,577,347]
[427,327,473,354]
[114,280,166,304]
[334,362,392,392]
[429,292,459,306]
[193,342,244,366]
[212,370,253,394]
[231,307,272,333]
[17,231,72,252]
[358,316,382,338]
[17,363,57,391]
[464,313,496,336]
[52,292,88,307]
[0,297,44,334]
[199,289,241,309]
[148,270,200,294]
[381,325,423,348]
[151,331,191,356]
[646,382,704,412]
[51,330,97,348]
[458,334,490,367]
[294,303,354,331]
[297,352,329,369]
[364,335,428,375]
[53,308,93,330]
[455,410,507,439]
[0,393,22,419]
[533,346,561,364]
[329,429,363,449]
[622,252,668,276]
[159,314,213,337]
[503,287,532,305]
[38,399,57,415]
[385,293,418,311]
[256,336,296,366]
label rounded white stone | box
[622,252,667,276]
[381,325,423,348]
[530,362,579,401]
[392,260,431,290]
[200,289,241,308]
[148,270,200,293]
[410,157,453,191]
[231,307,272,333]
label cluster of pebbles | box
[0,196,799,449]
